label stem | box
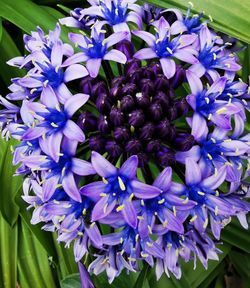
[102,61,114,85]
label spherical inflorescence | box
[0,0,250,285]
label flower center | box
[81,62,194,166]
[100,1,128,25]
[105,174,132,202]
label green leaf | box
[60,274,81,288]
[221,221,250,253]
[0,0,69,43]
[133,263,150,288]
[0,28,25,86]
[0,17,2,42]
[0,138,22,226]
[182,244,231,288]
[17,220,57,288]
[229,250,250,281]
[14,190,58,261]
[141,0,250,44]
[0,213,18,288]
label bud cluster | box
[80,61,193,166]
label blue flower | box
[22,87,89,162]
[134,16,198,78]
[62,28,128,77]
[80,152,161,228]
[81,0,142,33]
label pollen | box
[30,88,37,95]
[213,53,217,60]
[163,220,168,227]
[88,44,94,48]
[214,206,219,216]
[51,122,59,128]
[197,191,205,196]
[43,80,49,87]
[216,107,227,115]
[102,177,108,184]
[166,47,173,54]
[205,97,210,104]
[61,167,66,177]
[129,193,134,202]
[207,153,213,160]
[116,204,125,212]
[118,176,126,191]
[158,198,165,204]
[203,218,209,228]
[189,215,197,222]
[173,206,177,216]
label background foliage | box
[0,0,249,287]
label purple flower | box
[172,158,250,239]
[189,25,241,80]
[21,138,95,202]
[59,8,96,30]
[62,28,128,78]
[136,167,196,238]
[167,5,205,35]
[133,16,198,79]
[80,152,161,228]
[186,71,241,129]
[22,87,88,162]
[102,224,164,270]
[80,0,142,33]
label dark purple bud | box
[156,118,170,138]
[135,92,150,108]
[151,63,162,74]
[121,83,137,95]
[154,75,169,91]
[167,107,177,121]
[89,135,106,152]
[137,152,149,167]
[77,111,97,131]
[140,79,154,95]
[80,76,93,95]
[110,85,122,100]
[161,10,177,25]
[175,98,189,116]
[109,108,124,126]
[157,148,175,166]
[96,93,112,113]
[116,40,134,60]
[128,109,145,128]
[171,66,185,88]
[140,122,155,140]
[149,102,162,121]
[129,69,143,84]
[168,126,176,141]
[120,95,135,112]
[98,115,110,133]
[142,4,162,25]
[111,76,125,87]
[142,67,156,81]
[146,139,161,153]
[174,134,195,151]
[105,140,123,158]
[92,81,108,97]
[125,139,143,154]
[114,127,130,142]
[125,59,141,76]
[154,91,170,108]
